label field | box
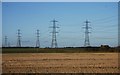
[2,53,119,73]
[2,47,118,53]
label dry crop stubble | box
[2,53,119,73]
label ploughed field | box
[2,53,119,73]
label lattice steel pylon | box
[83,20,91,47]
[36,29,40,48]
[17,29,21,47]
[50,19,59,48]
[4,36,8,47]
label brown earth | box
[2,53,119,73]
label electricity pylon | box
[83,20,91,47]
[36,29,40,48]
[4,36,8,47]
[50,19,59,48]
[17,29,21,47]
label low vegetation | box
[2,47,119,53]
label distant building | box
[100,45,110,48]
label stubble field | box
[2,53,119,73]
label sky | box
[2,2,118,47]
[2,0,120,2]
[0,2,1,47]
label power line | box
[94,18,117,24]
[83,20,91,47]
[36,29,40,48]
[50,19,59,48]
[93,15,117,22]
[17,29,21,47]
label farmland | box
[2,52,119,74]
